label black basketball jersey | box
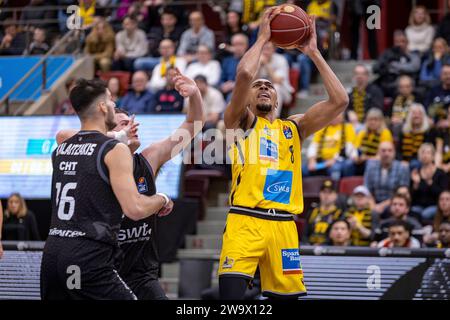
[48,131,122,246]
[117,153,159,281]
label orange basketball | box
[270,4,311,49]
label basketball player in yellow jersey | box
[218,8,349,299]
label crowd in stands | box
[1,1,450,250]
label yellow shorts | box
[218,213,307,298]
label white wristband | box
[114,130,129,145]
[156,192,170,206]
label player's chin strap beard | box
[256,103,273,113]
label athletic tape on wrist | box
[156,193,170,206]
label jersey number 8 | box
[55,182,77,220]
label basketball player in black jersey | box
[40,79,176,300]
[55,71,205,299]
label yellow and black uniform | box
[241,0,277,24]
[219,116,306,297]
[305,205,343,245]
[343,207,377,246]
[437,129,450,164]
[307,0,337,21]
[311,123,356,161]
[391,94,415,120]
[398,130,430,162]
[351,88,366,123]
[355,128,393,158]
[79,0,96,27]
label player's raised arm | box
[141,69,205,173]
[105,143,167,221]
[289,15,349,139]
[224,7,281,130]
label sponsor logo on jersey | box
[283,125,293,139]
[259,137,278,162]
[281,249,303,275]
[48,228,86,238]
[118,222,152,243]
[137,177,148,193]
[59,161,78,175]
[222,256,235,269]
[263,169,292,204]
[263,125,272,137]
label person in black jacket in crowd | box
[2,193,40,241]
[373,30,420,98]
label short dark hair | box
[391,193,411,208]
[69,78,107,117]
[115,107,129,116]
[162,9,177,18]
[194,75,208,83]
[388,220,412,233]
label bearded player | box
[218,8,349,299]
[55,71,204,299]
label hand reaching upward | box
[173,68,199,98]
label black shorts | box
[127,278,168,300]
[40,236,137,300]
[122,263,167,300]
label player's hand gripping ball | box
[270,4,312,49]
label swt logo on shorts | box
[281,249,303,275]
[263,169,292,204]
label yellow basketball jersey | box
[228,116,303,214]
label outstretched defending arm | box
[141,69,205,173]
[289,16,349,139]
[223,7,281,130]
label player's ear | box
[98,100,108,114]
